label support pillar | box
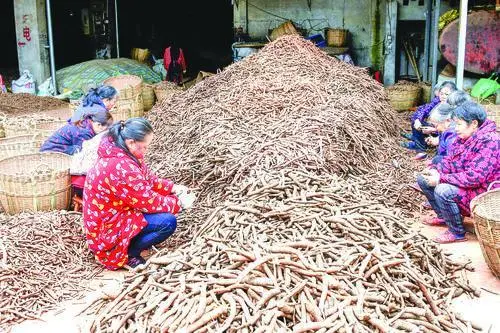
[383,0,398,85]
[14,0,50,89]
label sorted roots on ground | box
[0,211,101,329]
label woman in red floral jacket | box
[418,102,499,243]
[83,118,194,269]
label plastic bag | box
[37,77,56,96]
[152,58,167,80]
[471,74,500,99]
[12,70,36,94]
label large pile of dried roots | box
[147,35,399,200]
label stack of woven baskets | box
[154,81,183,104]
[104,75,145,121]
[0,116,72,214]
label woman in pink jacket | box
[417,101,499,243]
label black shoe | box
[127,256,146,268]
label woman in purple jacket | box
[40,86,117,155]
[40,110,113,155]
[401,81,457,151]
[417,102,499,243]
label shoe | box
[127,256,146,268]
[410,182,422,193]
[433,230,467,244]
[400,132,413,140]
[422,201,432,210]
[422,216,446,226]
[414,153,428,160]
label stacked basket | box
[471,182,500,278]
[154,82,183,104]
[386,82,422,112]
[142,83,156,111]
[0,153,72,214]
[0,133,49,159]
[104,75,144,121]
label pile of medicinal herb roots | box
[0,212,101,329]
[147,35,399,195]
[83,170,479,332]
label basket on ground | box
[142,84,156,111]
[386,84,422,111]
[483,104,500,132]
[269,21,298,41]
[154,82,182,104]
[0,133,48,160]
[471,182,500,278]
[326,28,348,47]
[104,75,144,121]
[0,153,72,214]
[3,118,66,137]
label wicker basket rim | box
[104,75,143,90]
[0,133,47,144]
[0,152,71,180]
[471,187,500,215]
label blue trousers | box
[128,213,177,257]
[411,122,429,150]
[417,175,465,236]
[431,155,443,165]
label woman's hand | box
[178,192,196,210]
[172,184,189,196]
[421,168,440,187]
[425,136,439,146]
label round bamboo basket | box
[419,82,432,104]
[131,48,150,63]
[326,28,348,47]
[483,104,500,132]
[0,133,48,160]
[104,75,144,120]
[0,152,72,214]
[386,85,422,112]
[270,21,298,41]
[154,82,182,104]
[3,119,67,138]
[142,84,156,111]
[471,182,500,278]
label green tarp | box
[56,58,162,97]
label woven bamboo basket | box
[419,82,432,104]
[131,48,150,63]
[386,85,422,112]
[142,84,156,111]
[104,75,144,120]
[3,119,67,138]
[154,82,182,104]
[0,133,48,160]
[483,104,500,132]
[470,182,500,278]
[270,21,298,41]
[0,152,72,214]
[326,28,348,47]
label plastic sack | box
[471,74,500,99]
[152,58,167,80]
[12,70,36,94]
[37,77,56,96]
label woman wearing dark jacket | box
[40,86,117,155]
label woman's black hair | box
[75,110,113,127]
[453,101,487,127]
[108,117,153,166]
[82,85,118,108]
